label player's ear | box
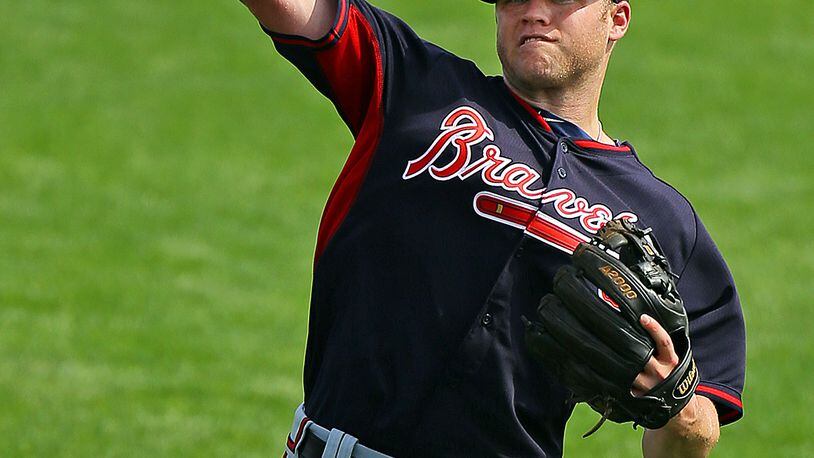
[608,1,631,43]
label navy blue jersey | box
[265,1,746,456]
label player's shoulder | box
[361,0,479,68]
[625,153,701,274]
[361,1,491,90]
[638,159,695,216]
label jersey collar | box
[504,81,633,154]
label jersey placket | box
[443,135,575,388]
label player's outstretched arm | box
[239,0,337,40]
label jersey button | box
[557,167,567,179]
[481,313,493,327]
[561,143,569,153]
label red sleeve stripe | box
[270,0,349,49]
[313,5,385,264]
[314,5,379,135]
[696,384,743,408]
[573,139,632,153]
[720,410,741,423]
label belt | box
[286,404,392,458]
[299,429,392,458]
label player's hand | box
[632,314,680,397]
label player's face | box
[496,0,629,92]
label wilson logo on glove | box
[674,360,699,399]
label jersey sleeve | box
[676,213,746,425]
[262,0,439,137]
[260,0,451,263]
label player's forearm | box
[642,395,720,458]
[239,0,336,39]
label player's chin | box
[514,49,556,71]
[513,61,564,89]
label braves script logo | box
[403,106,638,234]
[402,106,545,199]
[541,188,637,233]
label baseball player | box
[239,0,746,456]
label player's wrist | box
[647,395,719,455]
[668,394,700,427]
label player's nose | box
[521,0,554,26]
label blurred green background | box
[1,0,812,456]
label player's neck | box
[504,75,609,144]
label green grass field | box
[1,0,812,456]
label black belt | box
[298,429,327,458]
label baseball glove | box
[523,220,699,436]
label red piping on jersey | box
[696,384,743,408]
[697,384,743,425]
[271,0,349,48]
[504,83,632,154]
[313,5,386,265]
[573,139,631,153]
[505,85,553,133]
